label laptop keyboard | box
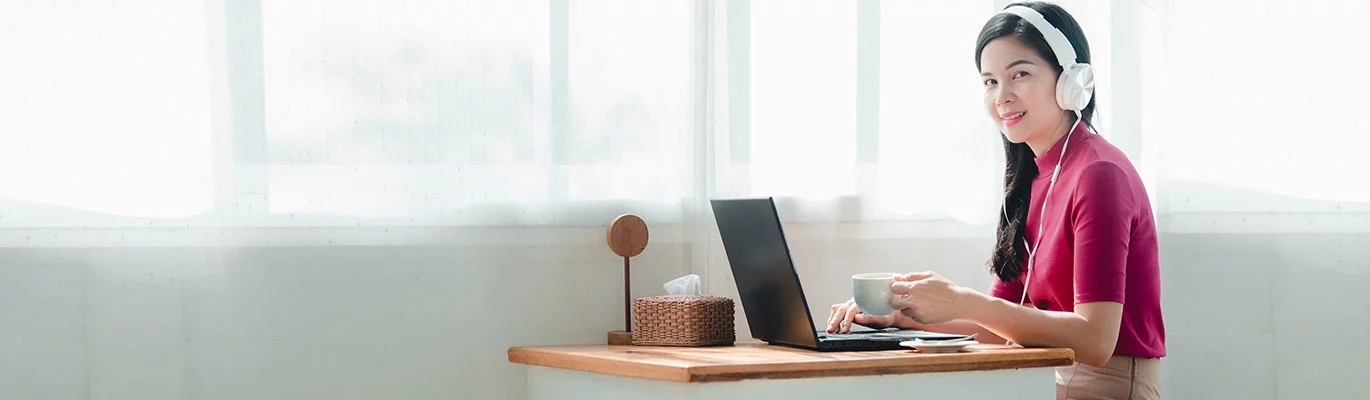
[818,332,903,342]
[819,330,968,341]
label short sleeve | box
[990,276,1026,304]
[1071,162,1135,304]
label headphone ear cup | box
[1056,64,1095,111]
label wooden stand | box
[605,215,648,345]
[606,330,633,345]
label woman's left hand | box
[889,271,975,325]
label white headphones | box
[994,5,1093,325]
[1000,5,1095,111]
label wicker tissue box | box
[631,295,735,347]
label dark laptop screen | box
[710,198,819,349]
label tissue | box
[663,274,702,296]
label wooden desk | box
[509,342,1074,399]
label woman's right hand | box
[826,298,904,333]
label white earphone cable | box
[1004,111,1081,346]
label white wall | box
[0,227,691,400]
[1160,230,1370,399]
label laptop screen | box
[710,198,820,349]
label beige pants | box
[1056,355,1161,400]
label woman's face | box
[980,36,1066,145]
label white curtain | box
[1151,0,1370,221]
[0,0,215,222]
[734,0,1009,225]
[2,0,1366,232]
[260,0,696,226]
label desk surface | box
[508,342,1074,383]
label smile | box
[1003,111,1025,127]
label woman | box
[826,2,1164,399]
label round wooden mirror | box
[606,214,648,258]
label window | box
[1155,0,1370,215]
[256,0,695,224]
[0,0,214,225]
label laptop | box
[710,197,970,351]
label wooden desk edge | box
[509,346,694,382]
[508,346,1075,383]
[687,349,1075,382]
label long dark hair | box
[977,2,1096,283]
